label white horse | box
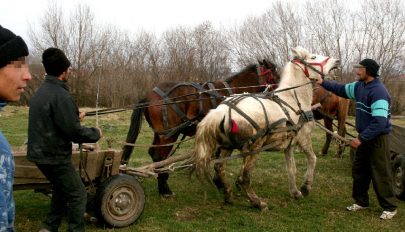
[191,47,340,210]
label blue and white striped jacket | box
[321,78,391,142]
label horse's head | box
[290,47,340,82]
[257,59,280,89]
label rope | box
[85,82,310,117]
[312,107,356,138]
[85,84,276,116]
[314,121,351,145]
[122,136,194,148]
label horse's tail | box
[191,108,227,183]
[121,98,147,164]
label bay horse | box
[122,59,280,196]
[191,47,340,210]
[312,83,350,157]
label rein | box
[85,84,276,116]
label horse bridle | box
[292,56,331,80]
[257,64,276,87]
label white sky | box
[1,0,277,41]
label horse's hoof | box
[293,191,303,199]
[255,202,268,211]
[158,180,174,197]
[300,185,310,196]
[159,185,175,197]
[160,192,176,198]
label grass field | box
[1,106,404,232]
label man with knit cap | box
[317,58,397,220]
[0,25,31,232]
[27,47,102,232]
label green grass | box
[1,106,405,231]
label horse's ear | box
[291,48,299,58]
[291,46,309,59]
[258,59,263,65]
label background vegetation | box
[17,0,405,114]
[2,106,405,231]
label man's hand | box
[350,138,361,149]
[79,111,86,121]
[316,77,323,85]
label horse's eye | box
[311,56,316,59]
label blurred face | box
[355,67,367,82]
[0,57,32,102]
[355,66,375,83]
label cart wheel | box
[392,154,405,201]
[95,174,145,227]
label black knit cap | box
[354,58,380,77]
[42,47,71,77]
[0,25,29,68]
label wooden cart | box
[388,124,405,201]
[14,148,146,228]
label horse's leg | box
[336,99,349,157]
[321,117,333,155]
[213,149,234,204]
[149,133,177,197]
[212,148,225,189]
[297,129,317,196]
[336,114,346,158]
[284,145,302,199]
[238,153,268,211]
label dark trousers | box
[352,134,397,211]
[37,163,86,232]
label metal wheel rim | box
[106,185,138,221]
[394,166,404,194]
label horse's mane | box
[224,64,256,82]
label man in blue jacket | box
[27,48,102,232]
[0,25,32,232]
[317,58,397,220]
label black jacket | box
[27,75,100,164]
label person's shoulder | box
[370,80,390,98]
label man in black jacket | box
[27,47,102,232]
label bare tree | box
[227,1,303,69]
[192,22,231,82]
[353,0,405,80]
[24,0,405,114]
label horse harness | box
[152,63,275,137]
[217,57,330,150]
[220,91,314,150]
[152,81,230,137]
